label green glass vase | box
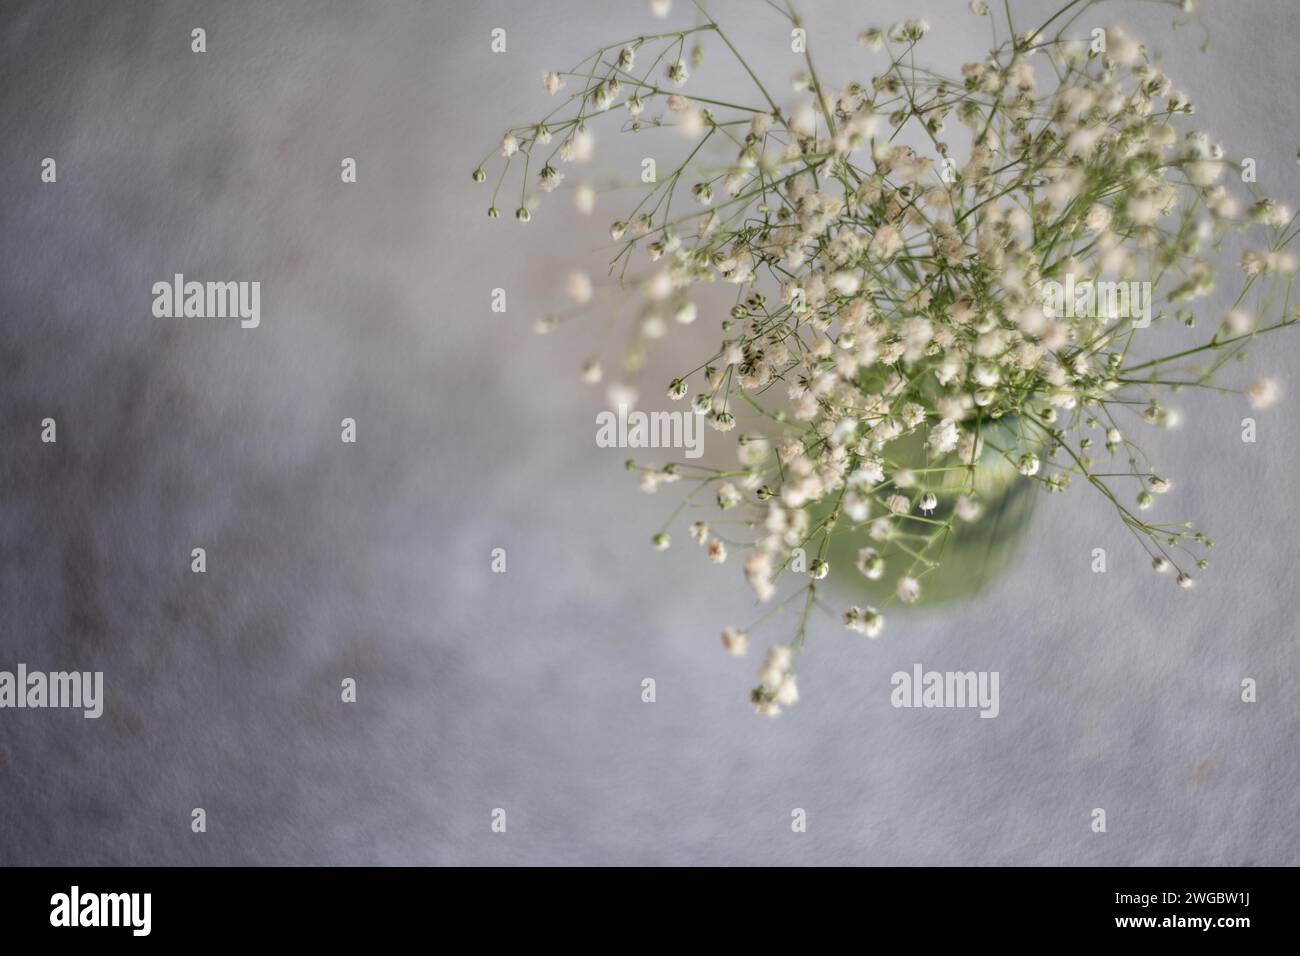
[825,416,1041,605]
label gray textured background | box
[1,0,1298,865]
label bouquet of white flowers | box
[476,0,1297,715]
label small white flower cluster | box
[843,605,884,638]
[478,2,1297,713]
[751,644,798,716]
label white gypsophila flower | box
[869,224,904,258]
[539,165,564,192]
[896,576,920,603]
[1105,27,1142,68]
[566,271,593,304]
[889,19,930,42]
[790,103,817,138]
[721,626,748,656]
[559,128,594,163]
[760,646,792,689]
[955,495,982,522]
[606,382,637,410]
[709,410,737,432]
[543,71,564,95]
[716,483,741,509]
[1247,378,1280,409]
[1084,203,1111,232]
[775,675,799,705]
[843,606,884,638]
[649,0,671,18]
[857,28,884,52]
[1224,309,1254,336]
[739,435,770,466]
[928,418,959,454]
[856,547,885,580]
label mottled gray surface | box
[1,0,1298,865]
